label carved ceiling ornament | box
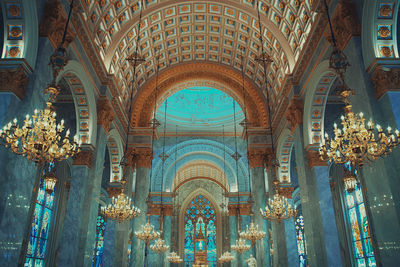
[285,98,303,132]
[97,97,115,133]
[323,0,361,50]
[371,66,400,99]
[132,62,269,128]
[39,0,76,48]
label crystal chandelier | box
[319,0,399,168]
[231,237,251,254]
[150,237,169,254]
[167,251,183,263]
[219,251,235,263]
[260,180,297,222]
[239,220,266,247]
[0,102,80,164]
[135,219,160,245]
[101,180,140,223]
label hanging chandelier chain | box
[323,0,337,48]
[256,0,276,159]
[123,0,145,156]
[60,0,74,48]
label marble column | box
[247,149,268,266]
[292,125,342,267]
[265,168,288,267]
[57,126,108,266]
[130,147,153,267]
[113,167,135,267]
[163,215,171,267]
[284,199,299,267]
[229,215,238,267]
[102,220,116,267]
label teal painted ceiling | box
[156,87,244,132]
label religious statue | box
[246,255,257,267]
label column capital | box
[148,203,173,216]
[0,64,29,99]
[278,186,294,199]
[371,66,400,99]
[247,147,271,169]
[97,97,115,133]
[127,147,153,169]
[228,203,252,216]
[306,146,328,169]
[39,0,76,48]
[323,0,360,50]
[285,98,303,133]
[72,149,93,167]
[106,185,123,198]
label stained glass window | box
[24,162,56,267]
[295,214,308,267]
[344,163,376,267]
[92,214,106,267]
[184,195,217,267]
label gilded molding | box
[39,0,76,48]
[307,149,327,169]
[72,150,93,167]
[0,66,28,99]
[97,97,115,133]
[285,98,303,133]
[247,147,270,169]
[370,66,400,99]
[228,203,252,216]
[323,0,361,50]
[148,204,173,216]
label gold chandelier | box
[135,219,160,245]
[101,181,140,223]
[320,89,399,166]
[219,251,235,263]
[239,220,266,247]
[150,237,169,254]
[231,237,251,254]
[260,180,297,223]
[167,251,183,263]
[0,101,80,164]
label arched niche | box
[178,188,222,266]
[0,0,38,67]
[106,129,124,182]
[57,60,97,146]
[276,128,294,183]
[303,60,338,147]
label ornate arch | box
[0,0,38,67]
[362,0,399,68]
[172,160,229,192]
[179,188,222,265]
[57,60,97,146]
[106,129,124,182]
[151,139,249,193]
[303,60,337,147]
[132,62,268,128]
[276,128,294,183]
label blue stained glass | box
[24,171,55,265]
[92,215,106,267]
[184,195,217,266]
[344,177,375,266]
[295,214,308,267]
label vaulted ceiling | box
[81,0,316,109]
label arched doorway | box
[182,194,218,267]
